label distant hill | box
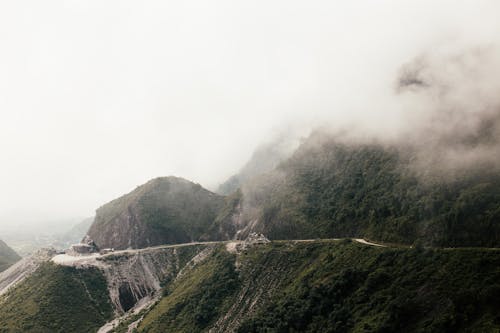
[0,240,21,272]
[0,217,94,256]
[87,177,225,250]
[56,217,94,248]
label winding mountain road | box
[50,238,386,267]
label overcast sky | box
[0,1,499,226]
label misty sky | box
[1,1,499,226]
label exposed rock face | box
[53,244,211,315]
[87,177,225,250]
[98,248,183,314]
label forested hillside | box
[87,177,225,250]
[217,132,500,247]
[119,241,500,333]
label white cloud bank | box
[0,0,499,225]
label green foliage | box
[0,239,21,272]
[3,242,500,332]
[88,177,225,249]
[138,247,239,332]
[138,179,223,242]
[110,241,500,332]
[0,263,113,333]
[236,133,500,247]
[237,243,500,333]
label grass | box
[0,263,113,333]
[129,241,500,332]
[138,245,239,332]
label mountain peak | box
[87,177,224,250]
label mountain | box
[217,136,297,195]
[87,177,225,250]
[135,241,500,333]
[1,240,500,332]
[89,130,500,250]
[2,130,500,331]
[0,240,21,273]
[215,131,500,247]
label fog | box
[0,0,499,227]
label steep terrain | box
[85,130,500,250]
[2,240,500,333]
[4,130,497,331]
[87,177,225,250]
[216,131,500,247]
[0,244,209,333]
[0,248,55,296]
[0,263,112,333]
[0,240,21,273]
[114,240,500,332]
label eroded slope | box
[123,240,500,333]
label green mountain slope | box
[86,131,500,250]
[220,132,500,247]
[118,241,500,333]
[2,240,500,332]
[87,177,225,250]
[0,244,211,333]
[0,239,21,272]
[0,263,112,333]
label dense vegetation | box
[137,247,239,332]
[238,242,500,332]
[131,241,500,332]
[86,132,500,249]
[0,263,112,333]
[88,177,225,249]
[0,239,21,272]
[2,241,500,332]
[226,132,500,247]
